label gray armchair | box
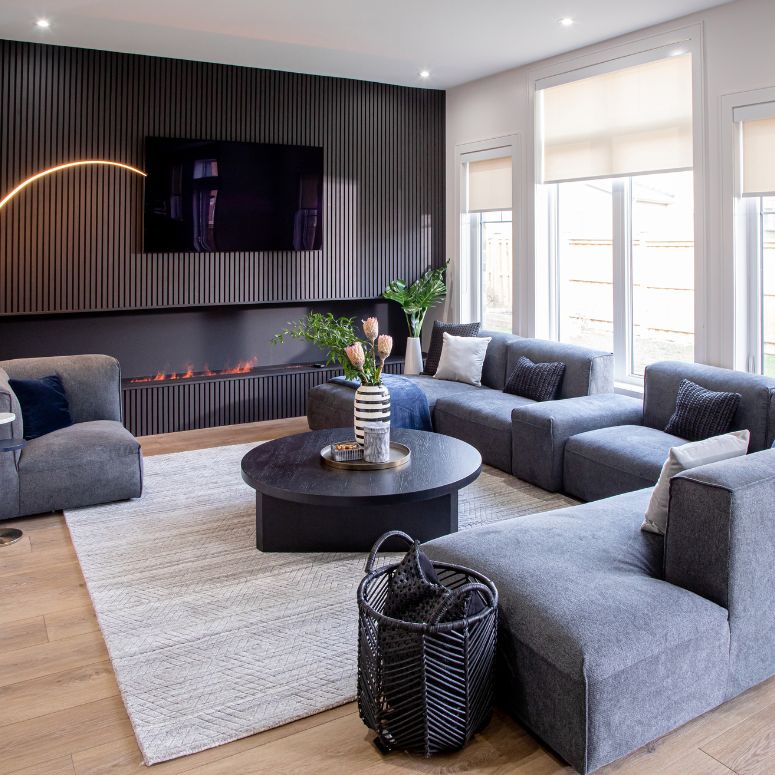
[0,354,143,519]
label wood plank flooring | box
[0,416,772,774]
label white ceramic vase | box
[354,384,391,446]
[404,336,423,375]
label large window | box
[461,154,513,332]
[548,172,694,378]
[538,51,695,381]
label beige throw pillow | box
[433,332,491,387]
[641,429,750,535]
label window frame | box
[454,135,522,330]
[721,87,775,373]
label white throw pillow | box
[433,332,492,387]
[641,429,750,535]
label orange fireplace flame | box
[129,357,258,383]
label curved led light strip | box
[0,160,146,210]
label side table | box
[0,413,25,547]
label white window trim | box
[527,23,707,370]
[720,85,775,372]
[453,134,522,331]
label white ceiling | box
[0,0,733,89]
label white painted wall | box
[445,0,775,368]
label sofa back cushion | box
[505,338,613,399]
[665,448,775,695]
[0,355,122,424]
[643,361,775,451]
[478,330,517,390]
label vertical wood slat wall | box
[0,40,446,316]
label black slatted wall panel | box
[0,40,445,315]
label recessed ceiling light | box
[670,48,686,56]
[419,69,430,79]
[35,18,51,29]
[559,17,575,27]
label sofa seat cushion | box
[403,375,482,411]
[425,490,729,774]
[434,389,534,472]
[18,420,143,514]
[564,424,686,502]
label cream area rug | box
[64,442,575,765]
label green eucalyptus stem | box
[272,312,383,385]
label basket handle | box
[428,582,495,624]
[365,530,416,572]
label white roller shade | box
[540,54,693,184]
[467,156,512,212]
[739,115,775,197]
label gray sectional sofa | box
[307,330,615,473]
[512,360,775,500]
[0,354,143,519]
[426,447,775,774]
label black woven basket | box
[357,530,498,757]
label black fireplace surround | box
[0,300,406,435]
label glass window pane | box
[631,171,695,375]
[762,196,775,377]
[464,154,513,334]
[480,210,512,332]
[557,180,614,352]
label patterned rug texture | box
[64,441,575,764]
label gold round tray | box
[321,442,411,471]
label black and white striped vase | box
[354,383,391,446]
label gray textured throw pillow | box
[664,378,741,441]
[424,321,480,376]
[504,356,566,402]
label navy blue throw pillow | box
[664,378,741,442]
[504,356,566,402]
[8,375,73,440]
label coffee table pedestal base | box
[256,493,458,552]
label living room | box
[1,0,775,772]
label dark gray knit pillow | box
[664,379,741,441]
[504,356,566,402]
[424,321,480,376]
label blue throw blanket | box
[329,374,433,432]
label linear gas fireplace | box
[127,359,260,384]
[0,300,405,436]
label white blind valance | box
[539,54,693,184]
[467,156,512,212]
[737,112,775,197]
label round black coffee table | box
[241,428,482,552]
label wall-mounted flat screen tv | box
[144,138,323,252]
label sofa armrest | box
[665,448,775,694]
[1,355,122,424]
[0,368,21,518]
[511,394,644,492]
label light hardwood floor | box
[0,417,772,774]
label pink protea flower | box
[362,317,379,342]
[377,334,393,360]
[345,342,366,370]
